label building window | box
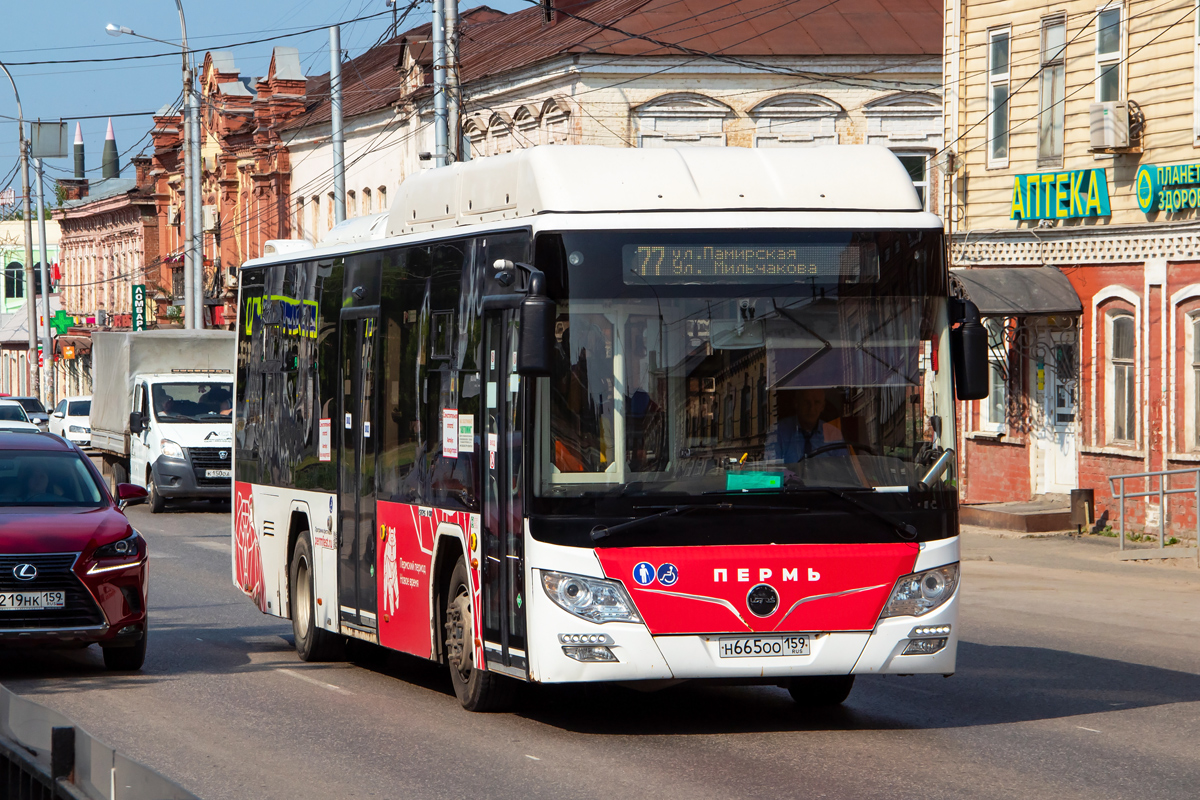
[294,197,305,241]
[988,27,1011,167]
[981,317,1007,430]
[1194,317,1200,448]
[636,93,730,148]
[377,186,387,212]
[750,94,839,148]
[311,195,321,240]
[4,262,22,299]
[1096,5,1122,102]
[895,153,930,210]
[327,192,335,230]
[1110,313,1136,442]
[362,187,372,215]
[1038,15,1067,167]
[347,189,357,218]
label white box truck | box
[90,330,236,512]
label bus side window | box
[378,247,429,504]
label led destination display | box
[623,243,863,284]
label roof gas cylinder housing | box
[383,145,925,236]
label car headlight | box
[69,425,90,433]
[160,439,185,458]
[90,532,142,570]
[540,570,642,624]
[880,563,959,618]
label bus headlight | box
[880,563,959,618]
[540,570,642,624]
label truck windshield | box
[153,382,234,422]
[0,452,105,507]
[532,228,954,512]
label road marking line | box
[525,755,540,761]
[278,668,353,696]
[1076,726,1102,733]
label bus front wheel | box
[444,556,513,712]
[788,675,855,707]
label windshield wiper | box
[590,503,730,541]
[707,485,917,541]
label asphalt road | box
[2,505,1199,800]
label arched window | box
[709,397,719,441]
[724,390,734,439]
[4,262,23,299]
[362,187,372,215]
[347,189,357,218]
[750,94,842,148]
[1109,313,1135,442]
[757,375,767,435]
[634,93,730,148]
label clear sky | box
[0,0,528,202]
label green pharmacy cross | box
[50,310,72,336]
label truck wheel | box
[290,534,343,661]
[444,556,514,712]
[788,675,855,707]
[109,458,129,491]
[147,474,166,514]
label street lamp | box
[0,61,40,396]
[105,1,202,329]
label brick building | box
[945,0,1200,545]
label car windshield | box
[14,398,45,415]
[68,400,91,416]
[152,383,233,422]
[532,228,954,504]
[0,452,106,507]
[0,405,29,422]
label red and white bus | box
[232,146,988,711]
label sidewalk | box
[960,524,1200,584]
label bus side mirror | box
[517,295,556,377]
[129,411,144,435]
[950,299,989,400]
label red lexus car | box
[0,430,148,670]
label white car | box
[0,399,42,433]
[50,395,92,446]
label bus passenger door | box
[338,309,379,633]
[481,310,528,678]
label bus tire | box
[788,675,855,707]
[290,534,343,662]
[444,556,514,712]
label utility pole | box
[432,0,448,167]
[330,26,346,224]
[34,157,54,406]
[182,80,195,328]
[0,61,39,396]
[191,84,204,328]
[445,0,461,163]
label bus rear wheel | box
[290,534,343,661]
[444,556,513,712]
[788,675,855,707]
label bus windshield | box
[533,228,953,504]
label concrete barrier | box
[0,684,198,800]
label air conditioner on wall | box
[1089,101,1129,150]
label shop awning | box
[951,266,1082,316]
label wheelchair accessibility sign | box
[631,562,680,587]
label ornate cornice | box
[952,220,1200,265]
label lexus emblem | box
[219,450,228,460]
[746,583,779,617]
[13,564,37,581]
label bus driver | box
[771,387,842,462]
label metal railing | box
[1108,466,1200,565]
[0,684,197,800]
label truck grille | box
[0,553,106,629]
[189,446,232,486]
